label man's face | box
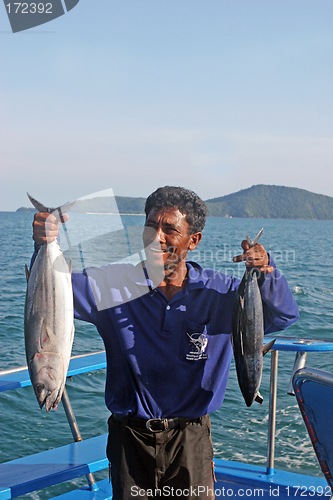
[142,207,201,275]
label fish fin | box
[263,339,276,356]
[25,264,30,282]
[43,325,55,344]
[27,193,76,217]
[255,392,264,405]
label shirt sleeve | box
[71,270,100,325]
[260,255,299,334]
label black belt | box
[111,414,203,433]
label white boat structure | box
[0,338,333,500]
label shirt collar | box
[185,261,209,290]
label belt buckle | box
[146,418,168,432]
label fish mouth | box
[29,353,66,411]
[35,383,63,412]
[242,390,257,408]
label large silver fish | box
[231,229,275,407]
[24,194,75,411]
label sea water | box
[1,212,333,499]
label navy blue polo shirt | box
[72,259,299,420]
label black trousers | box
[107,414,215,500]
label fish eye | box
[35,384,45,394]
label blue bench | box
[0,435,111,500]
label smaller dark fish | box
[232,229,275,407]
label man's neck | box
[157,264,188,301]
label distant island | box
[16,185,333,220]
[16,207,36,213]
[205,185,333,219]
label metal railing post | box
[62,387,98,491]
[267,349,278,476]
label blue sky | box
[1,0,333,211]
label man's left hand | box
[233,240,274,274]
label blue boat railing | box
[0,351,107,393]
[263,337,333,476]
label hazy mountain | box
[205,185,333,219]
[17,185,333,219]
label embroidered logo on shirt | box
[176,305,186,312]
[186,333,208,361]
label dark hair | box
[145,186,207,234]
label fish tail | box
[246,228,264,248]
[27,193,76,217]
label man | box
[32,186,299,500]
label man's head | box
[144,186,207,235]
[143,187,206,277]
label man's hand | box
[233,240,274,274]
[32,212,69,245]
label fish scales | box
[24,194,75,411]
